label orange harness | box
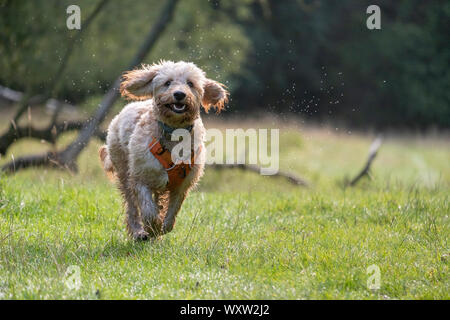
[149,137,199,190]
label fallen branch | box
[349,135,383,186]
[0,95,104,155]
[209,163,309,187]
[6,120,105,143]
[1,152,58,173]
[0,85,44,106]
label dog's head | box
[120,61,228,127]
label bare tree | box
[2,0,180,173]
[0,0,110,156]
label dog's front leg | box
[163,188,188,234]
[135,182,162,237]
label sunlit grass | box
[0,116,449,299]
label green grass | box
[0,118,449,299]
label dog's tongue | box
[173,103,186,112]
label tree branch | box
[349,135,383,186]
[49,0,110,97]
[0,93,105,155]
[209,163,309,187]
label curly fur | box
[99,60,228,240]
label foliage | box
[0,0,448,128]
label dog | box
[99,61,228,240]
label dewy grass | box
[0,125,448,299]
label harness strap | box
[158,121,193,135]
[149,137,200,190]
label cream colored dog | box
[99,61,228,240]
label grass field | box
[0,113,449,299]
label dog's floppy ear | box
[120,64,159,100]
[202,79,229,113]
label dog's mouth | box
[165,103,187,114]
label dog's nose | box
[174,91,186,101]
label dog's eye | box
[187,81,194,88]
[164,80,171,86]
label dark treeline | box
[0,0,448,129]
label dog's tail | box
[99,145,115,180]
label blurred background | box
[0,0,449,191]
[1,0,449,129]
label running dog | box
[99,61,228,240]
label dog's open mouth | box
[165,103,186,114]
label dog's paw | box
[143,215,163,237]
[132,230,150,241]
